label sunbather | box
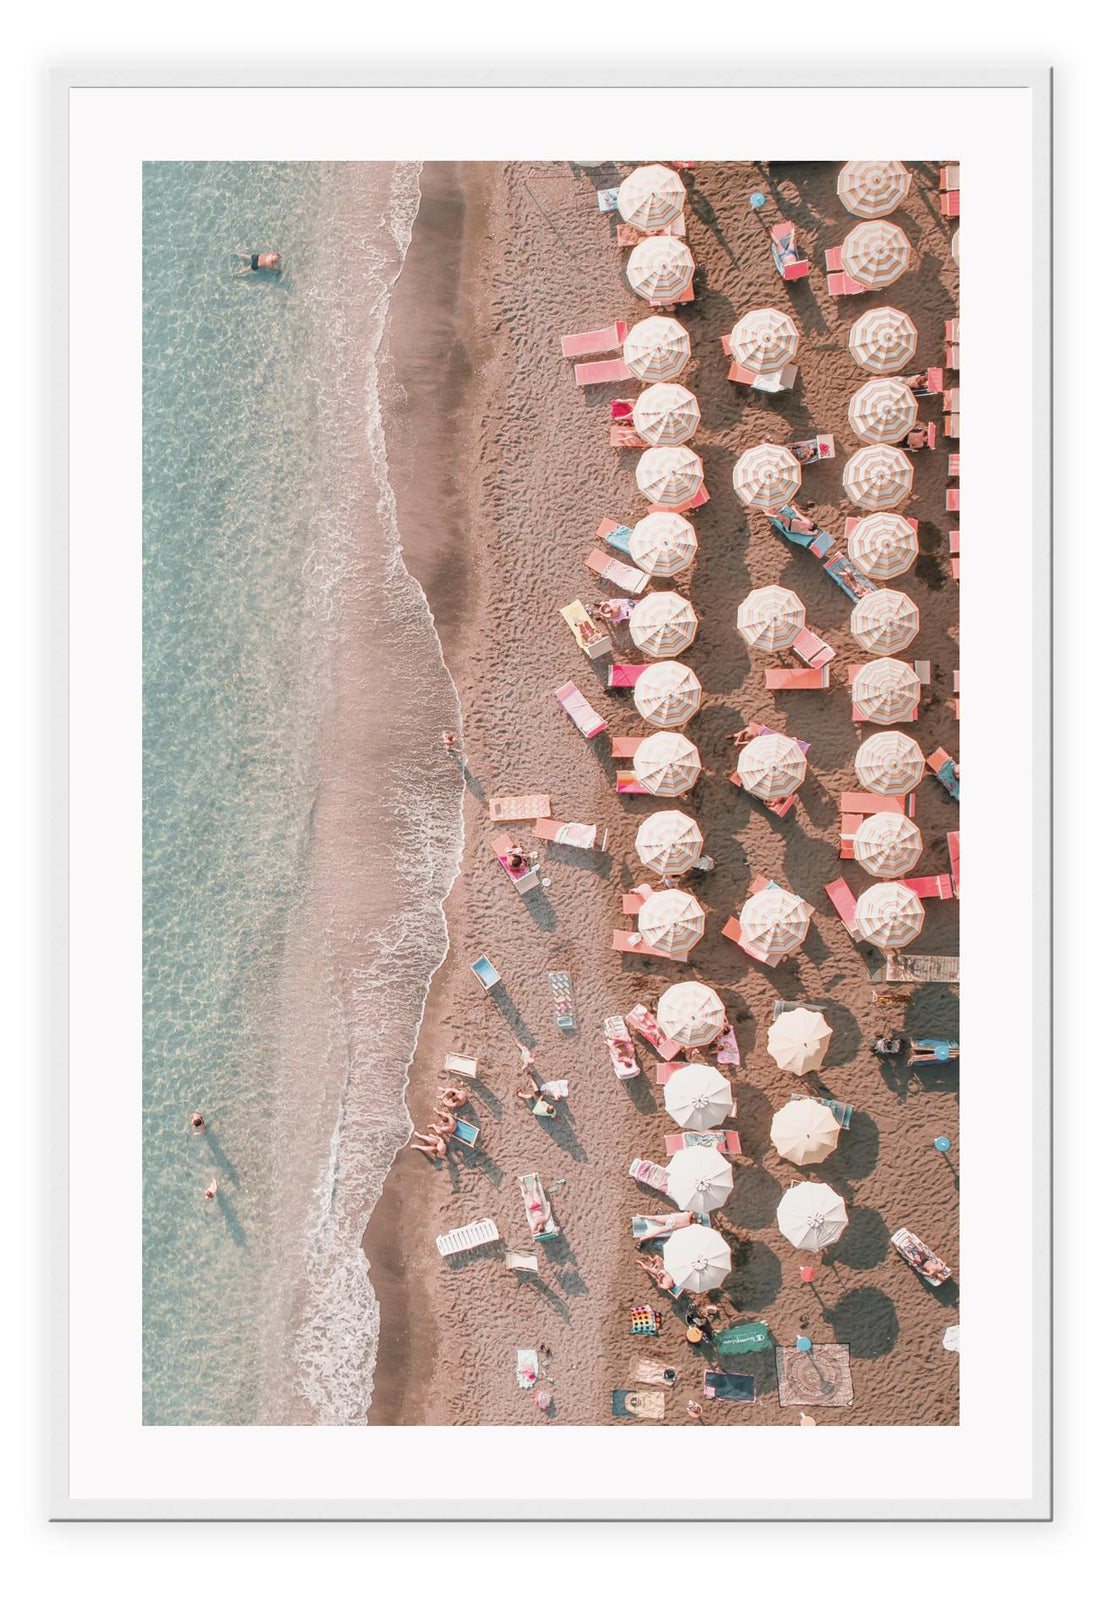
[725,726,757,748]
[437,1084,469,1110]
[777,507,821,536]
[635,1254,677,1293]
[410,1128,447,1159]
[506,847,529,872]
[904,423,929,450]
[791,441,818,464]
[431,1110,457,1137]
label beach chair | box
[504,1249,539,1274]
[648,480,708,516]
[792,1091,853,1130]
[560,599,612,658]
[654,1060,686,1084]
[470,954,501,990]
[907,1037,959,1066]
[613,929,690,960]
[772,997,827,1020]
[948,830,960,896]
[840,789,917,819]
[604,1014,641,1079]
[949,531,960,581]
[595,516,634,555]
[435,1218,500,1258]
[607,663,646,688]
[902,874,956,901]
[790,434,836,465]
[927,747,960,801]
[629,1157,670,1194]
[609,420,647,448]
[595,187,620,214]
[766,504,835,561]
[824,247,870,297]
[625,1002,682,1060]
[585,549,649,594]
[891,1226,952,1286]
[720,336,799,393]
[910,369,945,398]
[766,666,829,691]
[714,1024,741,1067]
[534,817,601,850]
[946,487,960,514]
[631,1210,695,1242]
[792,627,836,670]
[443,1053,478,1079]
[449,1117,481,1148]
[849,663,919,724]
[491,833,542,895]
[519,1172,559,1241]
[825,552,880,603]
[615,770,647,794]
[770,221,810,281]
[489,793,552,823]
[948,452,960,478]
[548,970,576,1030]
[824,878,862,941]
[611,736,643,760]
[940,186,960,218]
[555,681,608,738]
[721,914,770,964]
[574,356,633,386]
[665,1130,742,1156]
[560,319,627,358]
[945,319,960,370]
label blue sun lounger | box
[907,1038,959,1067]
[470,954,501,990]
[767,504,835,561]
[450,1117,482,1147]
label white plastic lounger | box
[443,1053,478,1079]
[435,1218,501,1258]
[504,1249,539,1273]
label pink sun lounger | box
[574,356,633,385]
[629,1157,670,1194]
[534,818,601,850]
[792,627,836,669]
[614,930,692,960]
[902,874,956,901]
[840,790,916,819]
[720,336,799,393]
[950,532,960,581]
[490,833,541,895]
[560,320,627,359]
[555,681,608,739]
[615,771,647,793]
[771,221,811,281]
[946,487,960,512]
[721,914,772,963]
[625,1002,682,1060]
[825,246,870,297]
[665,1130,742,1157]
[948,830,960,897]
[604,1014,641,1079]
[607,663,646,688]
[824,877,862,940]
[622,885,657,915]
[612,736,644,760]
[766,666,829,691]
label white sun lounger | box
[435,1218,501,1258]
[443,1053,478,1079]
[505,1249,539,1274]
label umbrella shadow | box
[823,1285,899,1358]
[727,1238,784,1311]
[831,1203,891,1271]
[727,1164,784,1230]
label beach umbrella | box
[848,378,918,445]
[634,660,702,727]
[729,307,800,375]
[853,812,923,878]
[632,383,701,447]
[638,889,706,958]
[666,1147,733,1214]
[636,445,704,509]
[656,981,726,1048]
[850,588,919,653]
[617,164,686,233]
[732,443,802,509]
[623,315,692,383]
[848,305,919,375]
[627,236,695,304]
[842,446,914,510]
[852,657,921,724]
[633,731,702,797]
[767,1007,833,1076]
[662,1064,732,1129]
[837,161,911,219]
[739,885,812,960]
[634,809,703,877]
[661,1224,732,1293]
[737,733,806,801]
[856,881,925,949]
[771,1098,841,1167]
[846,511,918,579]
[736,585,806,652]
[952,231,959,267]
[628,511,698,577]
[854,730,925,794]
[629,590,699,659]
[777,1181,849,1252]
[840,220,912,289]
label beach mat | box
[629,1305,662,1336]
[714,1320,772,1356]
[775,1344,854,1408]
[611,1390,665,1420]
[633,1357,677,1387]
[703,1371,756,1402]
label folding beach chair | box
[555,681,608,738]
[490,833,541,895]
[771,221,810,281]
[470,955,501,990]
[824,878,862,941]
[443,1053,478,1079]
[792,627,836,669]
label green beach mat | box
[714,1321,772,1356]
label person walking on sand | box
[232,250,282,276]
[190,1112,206,1135]
[204,1178,218,1200]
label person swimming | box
[232,250,282,276]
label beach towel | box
[516,1349,540,1390]
[630,1305,662,1336]
[942,1325,960,1353]
[775,1344,854,1408]
[632,1357,678,1387]
[703,1371,756,1402]
[714,1321,772,1356]
[611,1390,665,1420]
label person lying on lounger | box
[777,508,821,536]
[904,424,929,450]
[410,1128,448,1159]
[635,1254,677,1293]
[506,847,529,872]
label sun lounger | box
[574,356,633,386]
[560,599,612,658]
[505,1248,539,1273]
[724,356,799,392]
[840,790,916,818]
[622,885,657,914]
[612,735,643,760]
[714,1025,741,1067]
[948,452,960,478]
[596,187,620,214]
[616,770,647,794]
[555,681,608,738]
[714,1320,772,1356]
[534,817,600,850]
[632,1211,696,1242]
[625,1002,682,1060]
[443,1053,478,1079]
[792,627,836,669]
[902,874,956,901]
[892,1226,952,1286]
[824,246,869,297]
[772,997,826,1020]
[721,913,778,963]
[449,1116,481,1147]
[945,320,960,369]
[945,487,960,514]
[519,1172,559,1241]
[824,551,880,603]
[771,220,810,281]
[489,793,552,823]
[868,953,960,985]
[910,369,945,398]
[703,1371,756,1402]
[790,434,836,465]
[927,747,960,801]
[491,832,542,895]
[824,878,862,941]
[560,319,627,358]
[470,954,501,990]
[548,970,576,1030]
[596,516,634,555]
[940,164,960,191]
[607,663,646,688]
[647,481,708,516]
[766,666,830,691]
[604,1014,641,1079]
[614,929,690,960]
[585,548,649,594]
[435,1218,500,1258]
[629,1157,670,1194]
[940,188,960,218]
[665,1129,742,1157]
[792,1091,854,1130]
[766,504,835,560]
[654,1060,686,1084]
[948,830,960,897]
[907,1037,959,1066]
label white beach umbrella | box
[638,889,706,958]
[848,378,918,445]
[850,588,920,653]
[733,443,802,509]
[855,731,926,795]
[729,307,800,375]
[837,161,911,219]
[846,512,919,579]
[656,981,726,1048]
[777,1181,849,1252]
[739,885,812,960]
[840,220,912,289]
[771,1098,841,1167]
[629,590,699,658]
[634,809,704,877]
[853,812,924,879]
[767,1007,833,1076]
[628,511,698,577]
[737,733,806,801]
[736,585,807,652]
[852,657,921,724]
[661,1224,732,1293]
[636,445,704,509]
[617,164,686,233]
[632,383,701,447]
[856,881,925,949]
[843,446,914,510]
[627,236,695,304]
[633,732,702,797]
[848,305,919,375]
[623,316,692,383]
[633,660,702,727]
[662,1064,732,1129]
[666,1147,734,1214]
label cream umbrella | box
[840,220,912,289]
[634,661,702,727]
[633,732,702,797]
[628,511,698,577]
[627,236,695,304]
[848,378,918,445]
[739,885,812,960]
[846,512,918,579]
[850,588,920,653]
[666,1147,733,1214]
[629,591,698,659]
[656,981,725,1048]
[623,316,692,383]
[662,1064,732,1129]
[634,809,704,877]
[852,657,921,724]
[736,585,806,652]
[636,445,704,509]
[837,161,911,219]
[638,889,706,958]
[737,733,806,800]
[771,1098,841,1167]
[617,164,686,233]
[855,730,925,795]
[729,307,800,375]
[843,446,914,510]
[853,812,923,878]
[848,305,919,375]
[632,383,701,447]
[733,443,802,509]
[661,1224,731,1293]
[777,1181,848,1251]
[856,881,925,949]
[767,1007,833,1076]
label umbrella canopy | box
[627,236,695,303]
[840,220,912,289]
[632,382,701,447]
[837,160,911,219]
[846,511,919,579]
[661,1224,731,1293]
[771,1098,841,1166]
[656,981,726,1048]
[852,657,921,724]
[856,881,925,949]
[777,1181,849,1251]
[737,733,807,800]
[952,230,959,267]
[848,305,919,375]
[848,378,918,445]
[842,445,914,510]
[666,1147,733,1213]
[850,588,920,653]
[736,585,807,652]
[633,731,702,797]
[634,660,702,727]
[629,590,699,659]
[636,445,704,509]
[628,511,698,577]
[854,730,926,794]
[634,809,703,877]
[638,889,706,958]
[662,1063,732,1128]
[767,1007,833,1076]
[623,315,692,383]
[617,163,686,233]
[739,885,812,959]
[733,442,802,509]
[729,307,800,375]
[853,812,923,878]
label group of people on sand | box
[409,1080,471,1160]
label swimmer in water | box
[190,1112,206,1135]
[204,1179,218,1200]
[232,250,282,276]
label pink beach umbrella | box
[627,237,695,304]
[840,220,912,289]
[629,591,698,659]
[728,307,799,375]
[636,445,704,509]
[633,731,702,797]
[628,511,698,577]
[846,512,919,579]
[617,164,686,233]
[739,885,812,961]
[855,881,925,950]
[638,889,706,959]
[632,383,701,447]
[842,446,914,510]
[737,733,806,801]
[850,589,920,654]
[837,161,911,219]
[623,316,692,383]
[656,981,726,1048]
[848,378,918,445]
[634,809,704,878]
[633,661,702,727]
[848,306,919,375]
[852,657,921,724]
[732,443,802,509]
[854,730,925,795]
[736,585,806,652]
[852,812,923,878]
